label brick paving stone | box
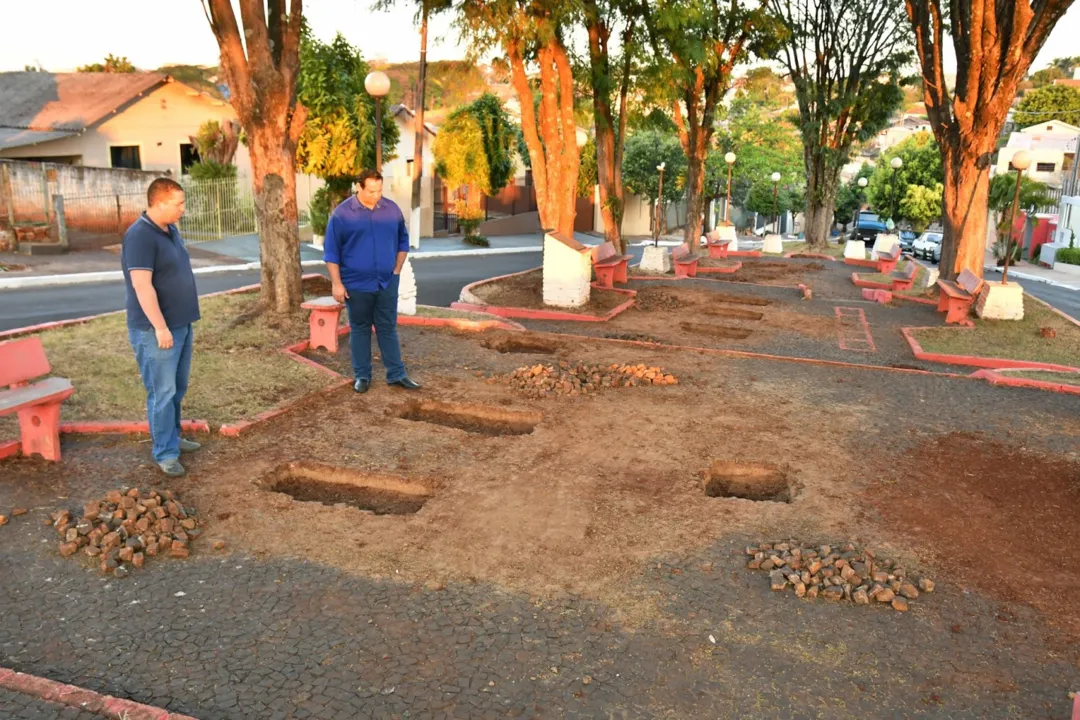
[0,687,105,720]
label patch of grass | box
[10,291,335,427]
[415,306,506,321]
[784,242,846,259]
[863,263,938,299]
[913,298,1080,369]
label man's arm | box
[394,208,409,275]
[129,270,173,349]
[323,214,349,302]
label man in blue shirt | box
[121,177,201,477]
[324,169,421,393]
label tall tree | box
[202,0,306,313]
[583,0,638,252]
[296,27,399,205]
[906,0,1076,279]
[866,130,943,222]
[622,130,688,236]
[375,1,453,244]
[767,0,909,251]
[458,0,581,237]
[639,0,777,248]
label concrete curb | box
[0,247,549,289]
[983,264,1080,291]
[452,266,637,322]
[971,368,1080,396]
[0,666,198,720]
[901,326,1080,373]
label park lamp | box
[654,162,667,247]
[770,172,782,234]
[890,157,903,170]
[365,71,391,172]
[858,177,868,188]
[725,152,736,165]
[1002,150,1032,284]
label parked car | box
[849,211,887,243]
[899,230,917,252]
[912,231,943,261]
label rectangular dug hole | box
[680,321,754,340]
[705,461,792,503]
[398,399,542,436]
[263,462,432,515]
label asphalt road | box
[0,252,545,332]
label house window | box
[110,146,142,170]
[180,143,200,174]
[1035,162,1056,172]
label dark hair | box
[357,169,383,190]
[147,177,184,206]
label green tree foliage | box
[295,27,399,188]
[767,0,909,248]
[866,131,944,223]
[1015,84,1080,128]
[898,183,943,233]
[578,136,598,199]
[77,54,136,73]
[433,93,516,210]
[622,131,686,204]
[744,179,793,220]
[714,92,804,210]
[1030,66,1067,89]
[988,173,1056,214]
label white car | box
[912,232,943,262]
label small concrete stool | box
[301,296,345,352]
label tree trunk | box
[250,128,303,313]
[585,3,625,253]
[939,142,992,278]
[410,7,428,229]
[684,149,706,248]
[803,148,840,250]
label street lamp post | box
[724,152,736,224]
[1002,150,1031,284]
[364,71,391,172]
[771,171,781,235]
[655,162,666,247]
[888,156,903,229]
[856,176,868,239]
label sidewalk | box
[983,250,1080,290]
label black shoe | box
[390,376,422,390]
[353,378,371,393]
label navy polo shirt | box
[121,213,201,331]
[323,195,410,292]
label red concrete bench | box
[936,268,983,326]
[0,337,75,462]
[706,229,732,259]
[672,244,700,278]
[591,241,631,288]
[301,296,346,352]
[874,242,902,274]
[891,261,918,291]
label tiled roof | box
[0,71,168,132]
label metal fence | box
[60,191,145,250]
[177,176,258,242]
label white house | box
[996,120,1080,188]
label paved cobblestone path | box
[0,687,103,719]
[2,534,1076,719]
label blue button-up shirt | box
[323,195,410,292]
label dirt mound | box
[502,361,677,398]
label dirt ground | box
[470,268,629,314]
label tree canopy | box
[866,131,943,223]
[621,130,686,203]
[1015,83,1080,128]
[77,54,136,73]
[432,93,516,211]
[295,27,399,187]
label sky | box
[2,0,1080,78]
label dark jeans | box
[128,324,193,464]
[345,275,407,383]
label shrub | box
[1056,247,1080,265]
[309,186,330,237]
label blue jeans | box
[128,324,193,464]
[345,275,407,383]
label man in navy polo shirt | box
[121,177,201,476]
[324,169,421,393]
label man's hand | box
[332,282,349,303]
[155,327,174,350]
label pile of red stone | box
[746,541,935,612]
[504,361,678,397]
[52,488,209,578]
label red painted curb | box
[452,278,636,323]
[901,326,1080,372]
[851,272,893,290]
[696,261,743,274]
[784,252,839,262]
[861,288,892,304]
[59,420,211,436]
[970,369,1080,396]
[0,666,197,719]
[844,257,879,269]
[0,440,19,460]
[728,250,763,258]
[890,293,938,306]
[219,378,352,437]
